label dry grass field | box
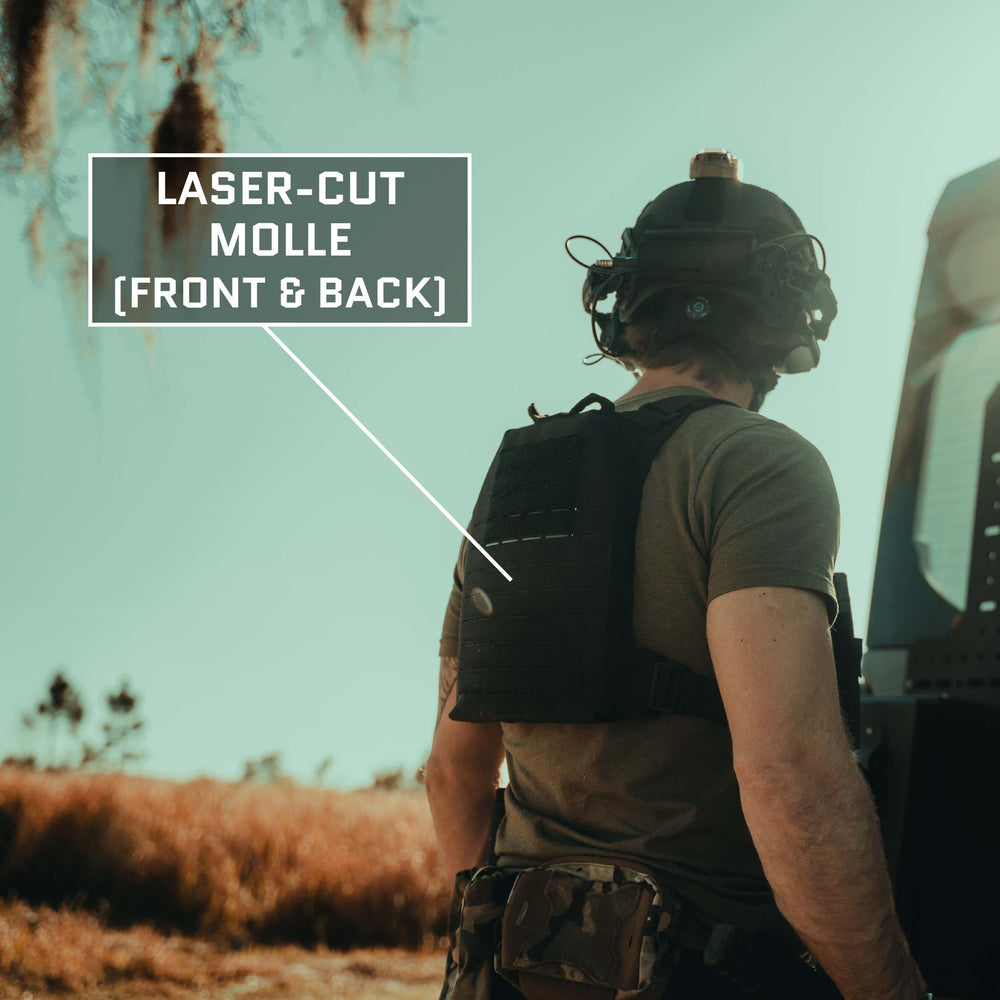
[0,769,451,997]
[0,902,445,999]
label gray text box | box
[89,154,470,326]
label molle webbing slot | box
[485,508,576,546]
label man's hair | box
[619,289,777,394]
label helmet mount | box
[566,149,838,395]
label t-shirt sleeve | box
[439,536,468,658]
[696,420,841,624]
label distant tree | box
[243,750,286,783]
[314,754,333,784]
[98,681,147,770]
[1,754,36,769]
[372,766,403,791]
[16,672,148,771]
[374,752,431,790]
[17,709,36,764]
[35,670,84,767]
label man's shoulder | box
[678,406,839,535]
[666,399,828,472]
[617,388,813,447]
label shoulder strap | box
[621,402,861,730]
[618,395,737,723]
[621,395,738,480]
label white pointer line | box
[263,326,513,583]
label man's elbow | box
[424,748,493,798]
[423,751,453,799]
[733,733,859,816]
[424,754,497,825]
[732,700,856,779]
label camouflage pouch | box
[439,866,519,1000]
[495,861,676,1000]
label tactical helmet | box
[569,149,837,387]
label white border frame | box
[88,152,472,328]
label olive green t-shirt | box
[439,386,841,934]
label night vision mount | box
[567,149,838,376]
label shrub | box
[0,769,449,950]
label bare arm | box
[708,586,925,1000]
[425,655,505,875]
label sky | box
[3,0,1000,787]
